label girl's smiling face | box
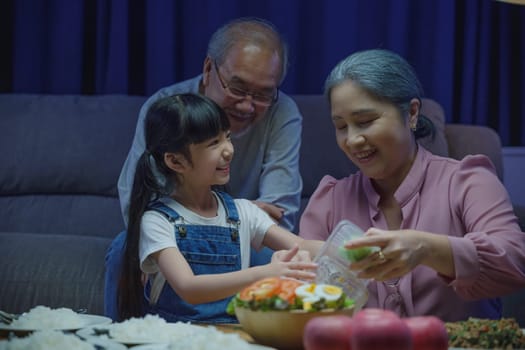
[181,130,234,187]
[329,80,418,191]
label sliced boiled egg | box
[295,283,321,310]
[314,284,343,302]
[295,283,317,299]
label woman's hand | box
[345,228,454,281]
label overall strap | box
[215,191,240,242]
[215,191,239,223]
[147,200,187,236]
[147,201,181,222]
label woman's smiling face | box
[329,80,418,188]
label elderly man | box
[119,17,301,229]
[105,17,303,319]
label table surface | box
[195,323,253,342]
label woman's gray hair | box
[324,49,434,140]
[207,17,289,84]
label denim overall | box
[144,191,240,324]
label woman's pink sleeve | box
[448,155,525,298]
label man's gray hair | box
[207,17,289,84]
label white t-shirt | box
[139,192,275,274]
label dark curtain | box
[1,0,524,146]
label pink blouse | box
[299,147,525,321]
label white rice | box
[109,314,253,349]
[108,314,201,343]
[10,306,85,329]
[167,326,254,350]
[0,330,95,350]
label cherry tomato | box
[278,279,304,303]
[239,277,281,301]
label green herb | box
[446,317,525,349]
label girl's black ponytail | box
[117,151,161,320]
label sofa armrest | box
[513,205,525,232]
[444,124,503,180]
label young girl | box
[118,93,321,323]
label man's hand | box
[252,200,284,223]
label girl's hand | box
[345,228,431,281]
[266,260,318,281]
[272,244,313,263]
[265,244,317,281]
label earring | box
[410,124,417,131]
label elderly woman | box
[299,49,525,322]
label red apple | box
[303,315,354,350]
[352,308,399,321]
[403,316,448,350]
[351,308,412,350]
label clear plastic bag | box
[313,220,378,311]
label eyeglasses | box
[213,60,278,106]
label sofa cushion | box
[0,195,123,238]
[0,94,145,195]
[0,232,111,315]
[0,94,146,237]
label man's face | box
[202,43,282,134]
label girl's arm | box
[152,244,317,305]
[262,224,325,259]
